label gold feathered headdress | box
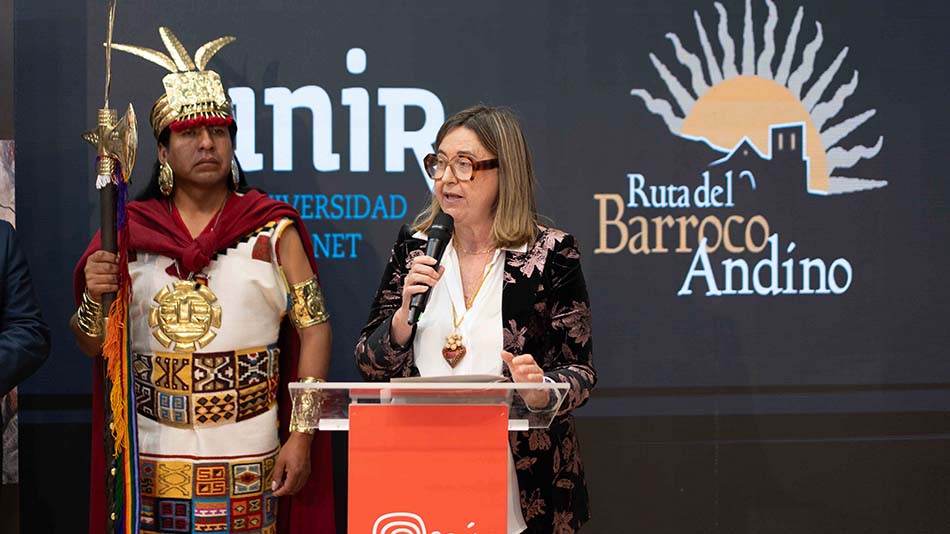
[112,27,235,139]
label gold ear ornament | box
[159,161,174,196]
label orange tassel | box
[102,284,129,458]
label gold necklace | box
[442,261,494,368]
[456,245,495,255]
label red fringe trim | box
[169,116,234,132]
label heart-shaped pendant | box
[442,332,466,368]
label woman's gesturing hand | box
[501,351,544,383]
[502,351,551,409]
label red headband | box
[168,116,234,133]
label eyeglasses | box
[423,153,499,182]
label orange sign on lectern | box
[348,404,509,534]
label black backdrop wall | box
[12,1,950,532]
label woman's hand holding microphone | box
[390,255,444,346]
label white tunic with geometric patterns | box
[128,217,295,534]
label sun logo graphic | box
[631,0,886,195]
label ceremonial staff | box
[82,2,137,532]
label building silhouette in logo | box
[709,123,808,199]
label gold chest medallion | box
[149,280,223,352]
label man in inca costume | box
[70,27,335,534]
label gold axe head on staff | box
[82,105,137,188]
[82,0,137,189]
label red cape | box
[75,190,335,534]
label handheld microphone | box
[407,213,454,325]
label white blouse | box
[412,234,528,534]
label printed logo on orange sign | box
[373,512,480,534]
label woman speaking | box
[355,105,595,533]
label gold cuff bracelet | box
[77,290,104,338]
[289,277,329,329]
[289,377,325,435]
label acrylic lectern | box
[289,381,568,534]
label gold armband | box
[289,377,325,435]
[77,290,104,338]
[289,277,329,329]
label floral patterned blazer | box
[355,224,595,533]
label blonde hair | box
[412,105,538,248]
